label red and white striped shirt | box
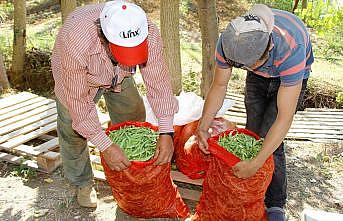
[51,4,178,152]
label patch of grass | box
[57,195,75,210]
[10,162,37,180]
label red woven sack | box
[100,121,190,219]
[174,118,237,180]
[174,120,209,179]
[191,128,274,221]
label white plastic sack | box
[143,91,235,126]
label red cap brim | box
[109,39,148,66]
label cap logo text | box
[244,14,261,23]
[119,28,140,39]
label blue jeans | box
[56,77,146,187]
[244,72,308,208]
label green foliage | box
[296,0,343,58]
[182,71,200,95]
[336,91,343,108]
[10,162,37,180]
[0,1,14,23]
[251,0,294,12]
[180,0,196,15]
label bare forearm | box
[254,116,293,165]
[253,83,302,167]
[198,66,232,131]
[199,84,227,130]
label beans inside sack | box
[108,126,158,161]
[218,133,263,160]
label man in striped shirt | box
[196,4,313,220]
[51,1,178,208]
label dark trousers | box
[244,72,308,208]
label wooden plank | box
[0,108,57,136]
[0,92,38,110]
[290,125,343,130]
[14,138,59,156]
[226,111,246,118]
[226,92,245,99]
[37,152,61,173]
[90,154,101,165]
[171,170,203,186]
[0,152,39,170]
[0,98,54,121]
[297,111,343,115]
[94,169,106,181]
[225,114,343,127]
[0,96,47,116]
[292,121,343,126]
[227,96,244,103]
[178,187,201,201]
[229,106,246,113]
[286,133,342,140]
[288,128,342,135]
[0,114,57,143]
[305,108,343,112]
[98,110,111,127]
[0,102,56,128]
[294,114,343,119]
[0,122,57,150]
[41,151,60,160]
[293,116,343,122]
[227,110,343,120]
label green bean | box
[218,133,263,160]
[108,126,158,161]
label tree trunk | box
[11,0,26,88]
[196,0,218,98]
[0,52,10,91]
[160,0,182,95]
[60,0,77,23]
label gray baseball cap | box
[221,4,274,67]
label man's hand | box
[102,144,131,171]
[154,135,174,165]
[195,128,211,154]
[232,159,262,179]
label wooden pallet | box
[0,92,110,173]
[225,92,343,142]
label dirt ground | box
[0,141,342,221]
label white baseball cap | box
[100,1,149,66]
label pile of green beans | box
[108,126,158,161]
[218,133,263,160]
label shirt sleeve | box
[278,44,307,86]
[140,23,178,132]
[60,34,112,152]
[215,35,230,69]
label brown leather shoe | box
[76,184,97,208]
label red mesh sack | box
[100,121,190,219]
[174,118,237,180]
[191,128,274,221]
[174,120,209,179]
